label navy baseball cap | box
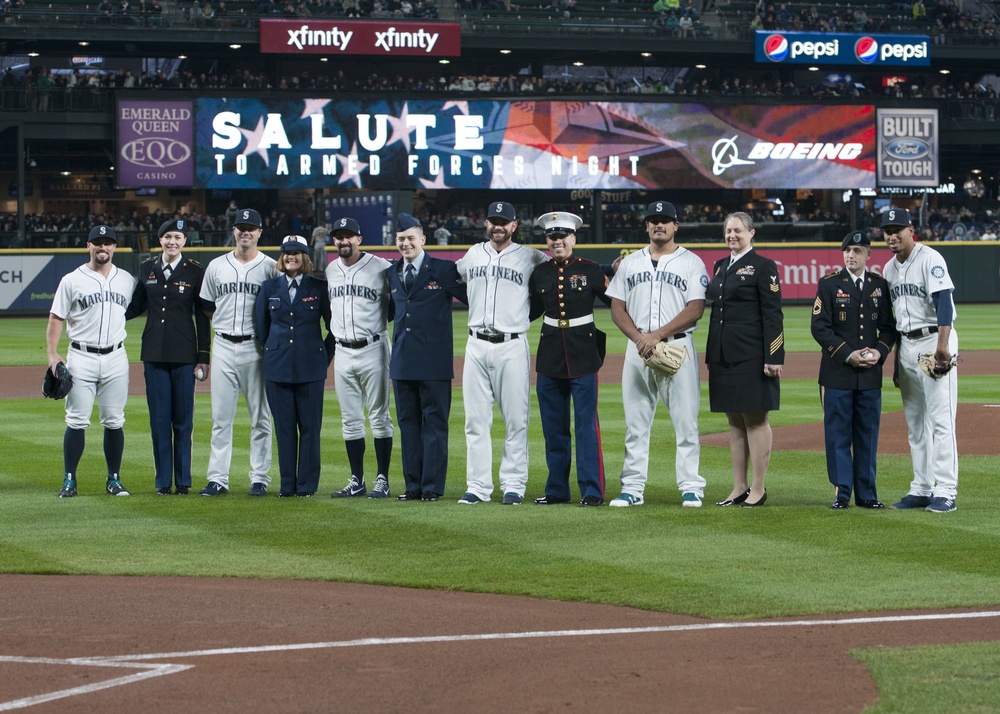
[645,201,678,221]
[88,225,117,243]
[233,208,263,228]
[395,213,422,232]
[158,218,189,238]
[881,208,913,228]
[840,230,872,250]
[280,235,309,253]
[332,217,362,236]
[486,201,517,222]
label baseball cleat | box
[248,483,267,497]
[681,492,703,508]
[331,476,366,498]
[367,474,391,499]
[200,482,229,496]
[501,492,523,506]
[925,497,956,513]
[609,493,644,507]
[457,492,483,505]
[891,494,932,510]
[106,476,130,496]
[58,476,78,498]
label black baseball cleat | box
[249,483,267,497]
[58,476,77,498]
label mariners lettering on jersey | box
[329,283,382,301]
[216,281,263,297]
[467,264,525,286]
[890,283,928,301]
[74,290,130,310]
[625,271,688,292]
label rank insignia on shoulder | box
[812,296,822,315]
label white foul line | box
[3,610,1000,710]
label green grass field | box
[3,306,999,707]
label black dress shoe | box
[831,498,850,509]
[420,492,441,501]
[296,492,314,498]
[858,499,885,509]
[397,491,420,501]
[715,488,751,507]
[175,486,189,495]
[277,492,295,498]
[579,495,605,507]
[156,487,172,496]
[741,490,767,508]
[534,495,570,505]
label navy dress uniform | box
[126,218,211,494]
[811,231,898,508]
[386,213,468,501]
[528,212,611,506]
[255,235,335,496]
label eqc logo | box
[764,34,789,62]
[855,36,878,63]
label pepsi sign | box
[755,31,929,67]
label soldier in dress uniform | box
[810,230,898,509]
[126,218,211,495]
[528,211,611,507]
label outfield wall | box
[2,242,998,315]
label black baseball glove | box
[43,363,73,400]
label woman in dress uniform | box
[705,212,785,508]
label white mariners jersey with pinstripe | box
[200,251,277,336]
[605,246,709,332]
[325,252,391,341]
[457,242,548,334]
[883,243,956,332]
[50,264,136,346]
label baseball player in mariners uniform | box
[605,201,708,507]
[881,208,960,513]
[456,201,548,505]
[46,225,135,497]
[326,217,394,499]
[811,230,897,509]
[199,208,277,497]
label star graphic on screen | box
[442,100,470,115]
[334,142,367,188]
[418,173,449,189]
[386,103,415,152]
[239,116,270,168]
[299,98,332,120]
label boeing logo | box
[711,136,865,176]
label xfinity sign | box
[755,31,929,66]
[260,19,460,56]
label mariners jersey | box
[457,242,548,334]
[200,251,278,337]
[325,252,391,341]
[605,246,709,332]
[883,243,956,333]
[51,264,136,347]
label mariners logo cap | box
[881,208,913,228]
[395,213,422,232]
[158,218,188,239]
[234,208,263,228]
[333,217,362,236]
[840,230,872,250]
[645,201,678,221]
[88,225,117,243]
[487,201,517,222]
[536,211,583,236]
[280,235,309,253]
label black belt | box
[469,329,521,343]
[903,327,939,339]
[661,333,689,342]
[338,334,381,349]
[71,341,123,355]
[218,333,255,343]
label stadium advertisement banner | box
[876,107,938,187]
[195,99,875,190]
[259,19,461,56]
[754,31,930,67]
[116,99,195,188]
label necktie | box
[163,263,172,280]
[856,277,863,292]
[289,278,299,303]
[404,263,415,292]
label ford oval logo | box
[885,139,929,160]
[120,138,192,168]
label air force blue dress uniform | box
[386,214,468,499]
[810,231,897,506]
[255,237,334,496]
[125,220,210,493]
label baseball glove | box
[43,363,73,400]
[644,341,687,377]
[917,352,959,380]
